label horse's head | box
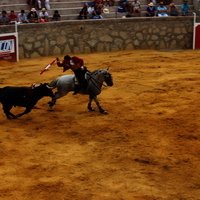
[103,70,113,86]
[87,69,113,94]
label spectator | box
[88,0,96,14]
[92,4,103,19]
[119,0,131,12]
[147,0,157,5]
[131,0,141,16]
[27,8,39,22]
[98,3,104,11]
[181,0,190,16]
[103,0,115,6]
[163,0,172,5]
[78,4,89,19]
[0,11,10,25]
[110,0,115,6]
[39,7,49,22]
[51,10,61,21]
[157,1,168,16]
[168,3,179,16]
[89,0,96,7]
[102,0,109,7]
[146,2,156,17]
[156,0,171,5]
[96,0,103,5]
[18,10,28,23]
[38,0,50,10]
[27,0,39,9]
[8,10,18,24]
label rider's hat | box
[64,55,71,60]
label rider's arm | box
[72,56,84,67]
[56,57,63,67]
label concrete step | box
[1,0,24,4]
[1,4,30,11]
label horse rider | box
[56,55,88,95]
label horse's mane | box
[89,69,106,76]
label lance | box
[40,59,56,75]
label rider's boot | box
[82,80,88,94]
[73,84,81,95]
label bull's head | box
[32,83,54,97]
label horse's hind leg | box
[48,91,66,111]
[48,98,57,111]
[48,96,57,111]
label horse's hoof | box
[101,110,108,114]
[48,108,53,112]
[89,108,95,111]
[48,101,54,106]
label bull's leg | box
[93,96,108,114]
[3,104,16,119]
[15,106,33,118]
[87,96,95,111]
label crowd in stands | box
[77,0,191,20]
[116,0,191,17]
[0,0,61,25]
[0,0,192,25]
[26,0,50,10]
[148,0,191,17]
[0,8,61,25]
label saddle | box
[73,72,90,94]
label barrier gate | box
[0,22,19,62]
[193,12,200,49]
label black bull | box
[0,83,53,119]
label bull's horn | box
[31,83,36,87]
[46,85,54,89]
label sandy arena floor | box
[0,50,200,200]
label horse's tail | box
[47,78,59,89]
[0,88,3,102]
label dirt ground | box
[0,49,200,200]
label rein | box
[87,72,108,88]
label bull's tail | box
[47,78,59,89]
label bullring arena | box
[0,49,200,199]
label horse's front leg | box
[87,96,95,111]
[91,95,108,114]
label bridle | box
[87,70,109,92]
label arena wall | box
[0,16,196,59]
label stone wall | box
[0,16,196,59]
